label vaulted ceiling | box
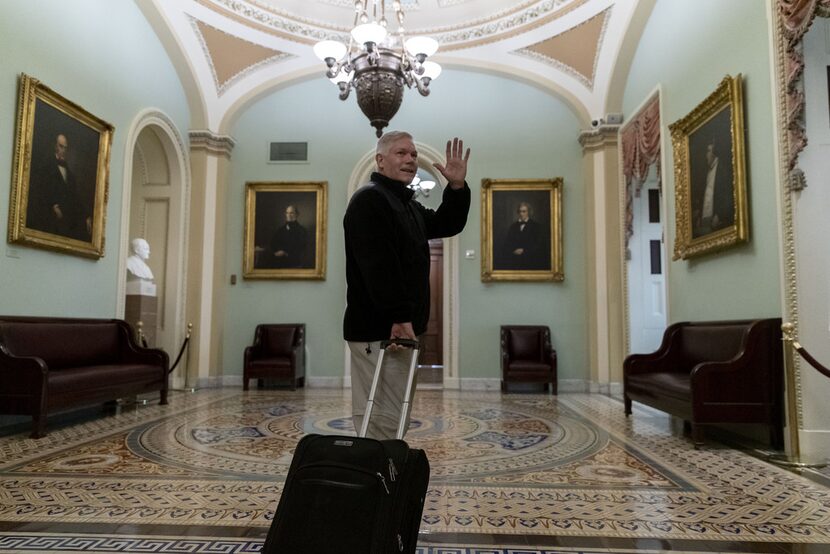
[140,0,655,131]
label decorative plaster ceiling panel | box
[514,8,610,88]
[143,0,644,130]
[199,0,585,46]
[192,18,294,95]
[318,0,422,10]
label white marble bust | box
[126,238,154,281]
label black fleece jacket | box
[343,172,470,342]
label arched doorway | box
[118,111,191,389]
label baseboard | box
[589,381,623,396]
[800,429,830,459]
[443,377,460,390]
[306,376,344,388]
[459,378,501,391]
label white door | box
[627,173,667,354]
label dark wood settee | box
[623,318,783,447]
[0,315,169,438]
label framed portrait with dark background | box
[8,73,113,258]
[670,74,748,260]
[243,181,327,279]
[481,178,563,282]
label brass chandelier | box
[313,0,442,137]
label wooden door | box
[419,239,443,369]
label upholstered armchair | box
[500,325,557,394]
[243,324,305,390]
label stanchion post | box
[767,322,826,469]
[182,322,195,393]
[781,322,801,457]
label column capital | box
[578,125,620,151]
[189,130,236,158]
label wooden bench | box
[0,315,169,437]
[623,318,783,447]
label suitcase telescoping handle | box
[359,338,420,440]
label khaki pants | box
[348,341,418,440]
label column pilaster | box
[186,130,235,387]
[579,125,625,392]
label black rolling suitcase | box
[263,339,430,554]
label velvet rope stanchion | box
[171,323,195,393]
[168,323,191,375]
[136,321,148,348]
[767,322,828,470]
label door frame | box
[620,86,671,358]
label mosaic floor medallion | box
[1,389,829,547]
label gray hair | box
[376,131,413,155]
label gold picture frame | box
[8,74,114,258]
[481,178,563,282]
[669,74,748,260]
[243,181,327,280]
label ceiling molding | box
[191,17,294,95]
[437,0,590,51]
[513,7,610,89]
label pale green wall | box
[223,69,587,382]
[0,0,190,316]
[1,0,782,387]
[622,0,782,321]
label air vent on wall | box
[269,142,308,162]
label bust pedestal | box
[125,280,158,346]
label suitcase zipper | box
[377,472,390,494]
[292,460,392,496]
[388,458,398,482]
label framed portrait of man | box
[670,74,748,260]
[8,74,113,258]
[481,178,563,282]
[243,181,327,280]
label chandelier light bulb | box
[421,61,442,81]
[352,22,387,46]
[313,40,347,63]
[405,36,438,58]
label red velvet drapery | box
[621,95,661,249]
[777,0,830,172]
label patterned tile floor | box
[0,388,829,553]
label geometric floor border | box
[0,534,777,554]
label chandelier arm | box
[338,82,351,101]
[326,59,342,79]
[414,76,431,97]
